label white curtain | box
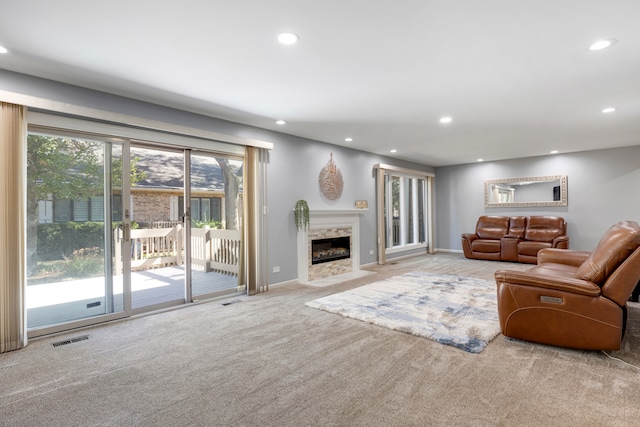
[242,146,269,295]
[376,167,386,265]
[0,102,27,353]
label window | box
[385,173,428,250]
[178,197,222,223]
[45,196,122,223]
[375,164,433,262]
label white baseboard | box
[269,278,299,289]
[360,261,379,269]
[435,248,464,254]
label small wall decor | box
[354,200,368,209]
[294,199,310,230]
[319,153,343,201]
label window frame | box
[375,164,434,264]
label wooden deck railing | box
[115,225,241,276]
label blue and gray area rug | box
[305,271,500,353]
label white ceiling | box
[1,1,639,166]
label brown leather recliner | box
[462,215,509,261]
[495,220,640,350]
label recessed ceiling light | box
[589,38,617,51]
[0,45,8,54]
[439,116,452,124]
[477,158,484,162]
[602,107,616,113]
[278,33,299,45]
[550,150,559,154]
[345,137,353,142]
[275,120,286,125]
[390,149,397,153]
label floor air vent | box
[52,334,89,348]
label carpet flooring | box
[2,252,640,426]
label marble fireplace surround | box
[297,210,372,286]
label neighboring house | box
[37,152,242,226]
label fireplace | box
[297,209,368,284]
[311,236,351,265]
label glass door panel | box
[405,178,414,244]
[190,152,244,298]
[26,132,124,329]
[418,179,426,243]
[129,146,186,311]
[390,175,400,247]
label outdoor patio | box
[26,266,239,329]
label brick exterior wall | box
[131,189,224,224]
[132,191,175,223]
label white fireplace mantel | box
[305,209,368,216]
[297,209,367,285]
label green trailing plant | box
[294,199,310,231]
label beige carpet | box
[2,253,640,426]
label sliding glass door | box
[126,147,245,310]
[25,124,249,335]
[128,145,187,312]
[26,131,127,331]
[190,152,245,298]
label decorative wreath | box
[319,153,343,201]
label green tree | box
[215,157,241,230]
[26,134,145,275]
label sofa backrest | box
[476,216,509,239]
[575,221,640,287]
[524,216,566,242]
[507,216,526,238]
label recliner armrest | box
[552,235,570,248]
[495,270,601,297]
[461,233,478,243]
[537,248,590,266]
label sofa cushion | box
[575,221,640,285]
[476,216,509,240]
[471,239,501,253]
[524,216,566,242]
[518,241,552,256]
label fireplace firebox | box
[311,236,351,265]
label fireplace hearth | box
[312,236,351,265]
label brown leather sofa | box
[495,220,640,350]
[461,215,568,264]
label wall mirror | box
[484,175,567,208]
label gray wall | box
[264,132,433,284]
[0,70,433,285]
[435,146,640,252]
